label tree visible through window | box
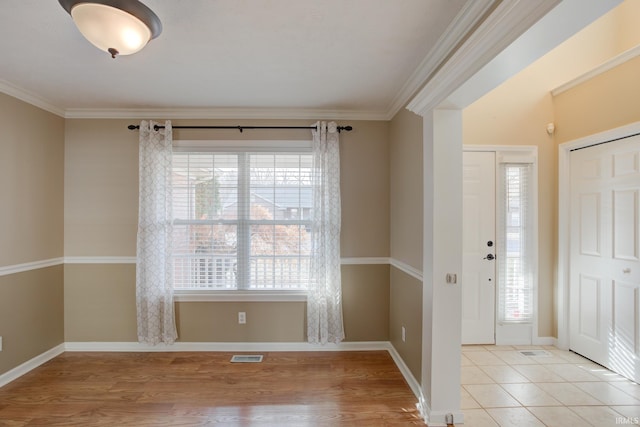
[172,151,312,290]
[195,177,221,219]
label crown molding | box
[385,0,497,120]
[0,81,388,121]
[407,0,560,116]
[62,107,389,121]
[0,79,65,117]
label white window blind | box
[497,163,533,323]
[172,151,313,290]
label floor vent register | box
[230,355,264,363]
[518,350,551,357]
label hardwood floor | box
[0,350,426,426]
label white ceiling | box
[0,0,488,119]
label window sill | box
[174,290,307,302]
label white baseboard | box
[386,344,429,424]
[64,341,390,352]
[386,344,422,400]
[532,336,557,346]
[0,344,65,388]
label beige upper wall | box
[389,108,423,271]
[64,119,390,258]
[554,55,640,143]
[543,0,640,91]
[338,121,390,257]
[613,0,640,52]
[64,119,138,257]
[552,0,640,144]
[0,93,64,266]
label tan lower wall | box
[176,301,306,342]
[0,266,64,375]
[64,263,390,343]
[389,266,422,381]
[0,93,64,267]
[341,264,390,342]
[64,264,138,342]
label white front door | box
[569,134,640,383]
[462,151,496,344]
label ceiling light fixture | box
[59,0,162,58]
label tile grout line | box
[461,345,640,426]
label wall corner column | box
[420,108,463,425]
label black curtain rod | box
[127,124,353,133]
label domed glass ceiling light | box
[59,0,162,58]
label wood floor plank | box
[0,351,426,426]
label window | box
[172,150,313,290]
[497,163,534,323]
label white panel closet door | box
[570,134,640,383]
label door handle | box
[483,254,495,261]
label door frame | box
[557,120,640,350]
[464,145,539,345]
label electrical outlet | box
[401,326,406,342]
[238,312,246,324]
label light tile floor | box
[461,345,640,426]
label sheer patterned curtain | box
[308,121,345,344]
[136,120,177,345]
